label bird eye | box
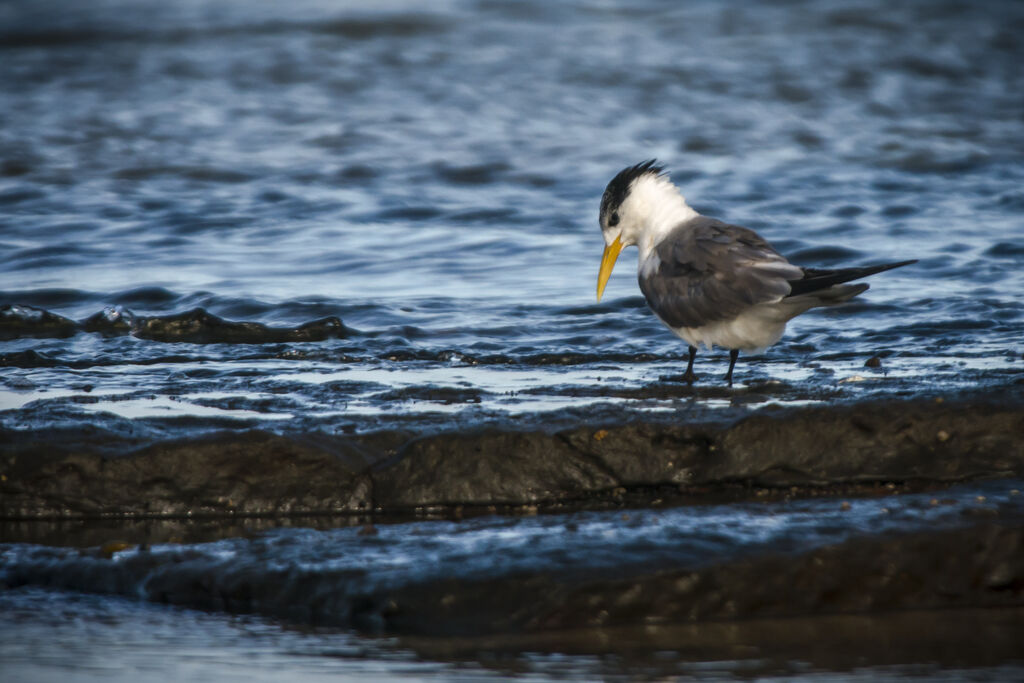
[609,211,620,227]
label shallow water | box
[2,0,1024,679]
[5,588,1022,682]
[4,480,1024,680]
[0,588,499,683]
[2,0,1022,435]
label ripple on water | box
[0,4,1023,680]
[0,0,1017,445]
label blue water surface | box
[2,0,1023,679]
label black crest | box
[600,160,666,221]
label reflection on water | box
[3,588,1023,682]
[0,589,457,683]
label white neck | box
[621,175,699,258]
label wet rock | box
[4,518,1023,645]
[376,523,1024,637]
[2,395,1023,518]
[1,431,371,517]
[80,307,133,336]
[0,304,79,340]
[0,303,350,344]
[710,400,1023,486]
[372,430,618,506]
[372,398,1024,508]
[375,386,484,404]
[558,423,707,487]
[0,350,60,368]
[131,308,348,344]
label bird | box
[595,160,916,386]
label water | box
[2,0,1022,432]
[2,0,1024,679]
[5,591,1021,683]
[4,481,1024,680]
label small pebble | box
[864,355,882,368]
[840,501,851,511]
[937,430,950,442]
[99,541,134,558]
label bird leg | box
[682,345,698,384]
[724,349,739,387]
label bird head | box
[598,160,690,301]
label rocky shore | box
[3,389,1024,655]
[3,393,1022,519]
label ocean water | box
[2,0,1023,679]
[2,0,1023,432]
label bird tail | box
[786,260,917,298]
[806,282,869,305]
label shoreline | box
[3,388,1023,653]
[4,388,1022,521]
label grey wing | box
[638,217,803,328]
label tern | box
[596,160,915,386]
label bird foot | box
[682,370,698,385]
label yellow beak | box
[596,235,623,301]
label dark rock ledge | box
[377,523,1024,637]
[2,519,1021,641]
[2,395,1022,519]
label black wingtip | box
[787,259,917,298]
[882,259,918,269]
[861,259,918,276]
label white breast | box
[667,304,791,352]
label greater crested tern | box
[596,160,916,386]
